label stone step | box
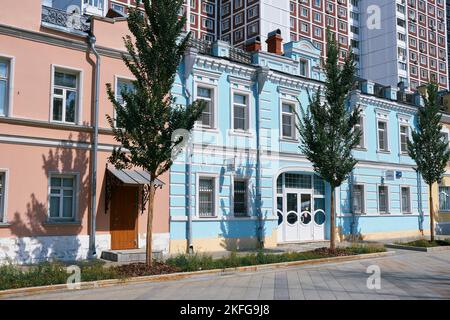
[101,249,163,263]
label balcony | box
[41,5,91,36]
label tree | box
[106,0,205,266]
[407,83,450,242]
[297,30,361,250]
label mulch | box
[113,262,180,278]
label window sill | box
[228,130,254,138]
[194,127,220,134]
[0,223,11,228]
[376,150,391,154]
[279,137,299,143]
[43,220,81,226]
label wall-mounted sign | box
[385,170,395,181]
[396,171,402,179]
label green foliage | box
[106,0,205,179]
[399,238,450,248]
[0,261,117,291]
[165,245,386,272]
[297,29,360,189]
[407,83,450,186]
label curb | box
[385,243,450,252]
[0,251,394,299]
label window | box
[49,175,76,220]
[0,172,5,222]
[199,177,215,217]
[115,78,135,127]
[233,179,248,217]
[281,103,296,139]
[299,59,309,77]
[111,3,125,13]
[378,185,389,214]
[439,186,450,211]
[400,125,409,154]
[233,93,249,131]
[197,86,214,128]
[0,58,10,116]
[355,116,364,148]
[352,184,364,214]
[377,121,388,152]
[401,187,411,214]
[52,69,79,123]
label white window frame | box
[354,112,366,149]
[397,113,412,155]
[229,77,253,135]
[0,169,9,223]
[196,173,219,218]
[113,75,135,127]
[352,183,366,215]
[376,119,389,152]
[299,59,310,77]
[194,75,219,131]
[50,65,83,125]
[0,54,15,117]
[400,185,412,214]
[439,185,450,212]
[232,176,251,217]
[377,184,390,215]
[280,96,298,141]
[231,91,250,132]
[47,172,79,222]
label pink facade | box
[0,1,170,263]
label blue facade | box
[168,39,429,253]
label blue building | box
[168,34,429,253]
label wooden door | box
[110,186,139,250]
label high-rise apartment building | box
[46,0,448,91]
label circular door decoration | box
[314,210,326,225]
[300,212,311,225]
[277,211,283,226]
[287,212,298,225]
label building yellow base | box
[362,229,430,241]
[169,230,278,254]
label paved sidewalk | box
[6,250,450,300]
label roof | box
[107,167,164,187]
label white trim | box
[400,185,412,214]
[0,53,15,117]
[352,183,366,215]
[231,174,253,217]
[47,172,80,222]
[0,168,9,223]
[376,118,390,153]
[230,86,252,133]
[279,98,298,141]
[377,184,390,215]
[50,64,84,125]
[194,80,219,130]
[196,172,220,218]
[397,113,412,155]
[113,75,135,127]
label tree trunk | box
[429,184,435,242]
[330,188,336,251]
[146,184,156,267]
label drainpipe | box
[255,67,268,248]
[88,34,100,258]
[417,171,424,234]
[185,85,194,254]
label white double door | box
[279,189,325,242]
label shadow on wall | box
[337,174,364,242]
[7,132,90,264]
[219,156,268,251]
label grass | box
[397,238,450,248]
[165,245,386,272]
[0,244,385,291]
[0,260,117,291]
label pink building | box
[0,1,170,264]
